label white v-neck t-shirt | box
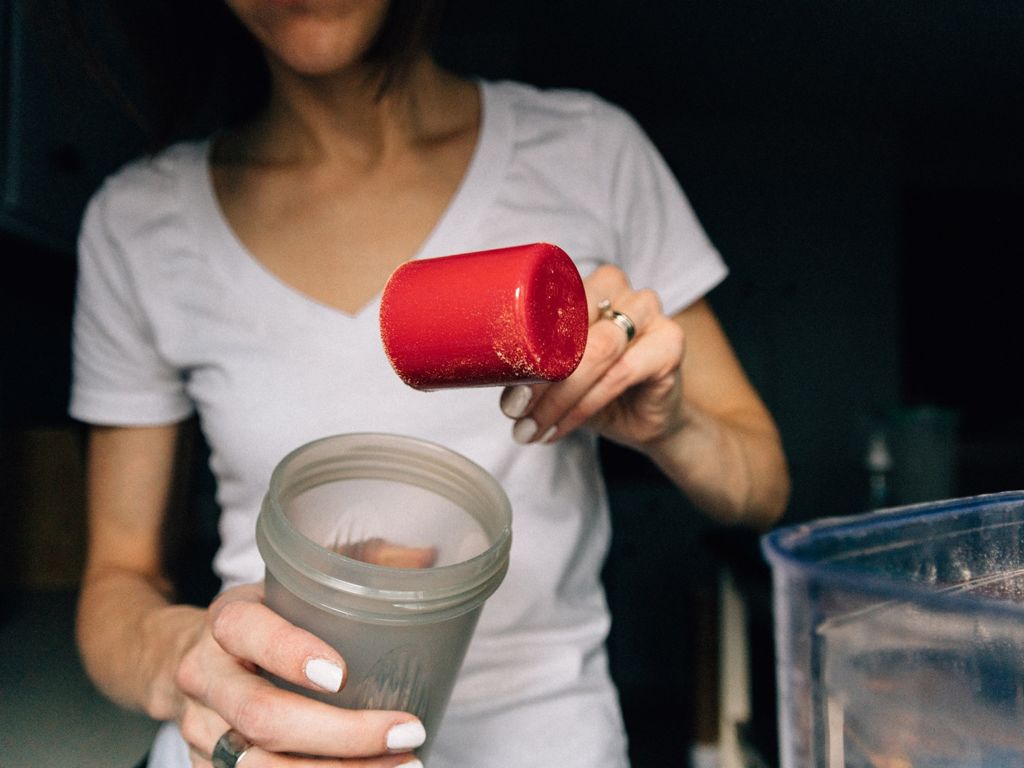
[71,79,727,767]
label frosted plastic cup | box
[762,491,1024,768]
[255,433,512,758]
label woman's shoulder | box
[93,140,207,208]
[483,78,643,140]
[82,139,209,247]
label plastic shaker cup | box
[256,432,512,758]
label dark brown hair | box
[50,0,447,152]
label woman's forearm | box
[644,399,790,529]
[77,565,204,721]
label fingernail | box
[397,760,424,768]
[539,425,557,444]
[387,721,426,751]
[500,384,533,418]
[512,417,539,444]
[304,658,344,692]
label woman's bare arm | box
[76,423,203,718]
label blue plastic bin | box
[762,491,1024,768]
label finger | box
[189,726,425,768]
[180,671,428,765]
[181,699,230,766]
[204,662,426,758]
[499,382,547,419]
[239,752,425,768]
[582,264,633,317]
[498,266,635,425]
[210,594,347,693]
[218,750,425,768]
[592,288,660,351]
[557,317,685,440]
[513,289,661,442]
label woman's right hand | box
[174,583,426,767]
[79,425,426,766]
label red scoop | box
[379,243,589,390]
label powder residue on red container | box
[379,243,589,390]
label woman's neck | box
[227,56,475,168]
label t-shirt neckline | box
[188,80,510,325]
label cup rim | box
[761,489,1024,618]
[257,432,513,614]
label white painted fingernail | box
[500,384,533,418]
[397,760,424,768]
[387,721,427,751]
[304,658,344,692]
[512,417,539,444]
[539,425,557,444]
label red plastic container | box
[379,243,589,390]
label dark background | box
[2,1,1023,766]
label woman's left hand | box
[499,262,791,528]
[500,264,687,451]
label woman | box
[70,1,790,766]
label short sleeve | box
[601,106,728,314]
[69,183,194,426]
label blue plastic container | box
[762,491,1024,768]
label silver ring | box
[597,299,636,343]
[212,729,252,768]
